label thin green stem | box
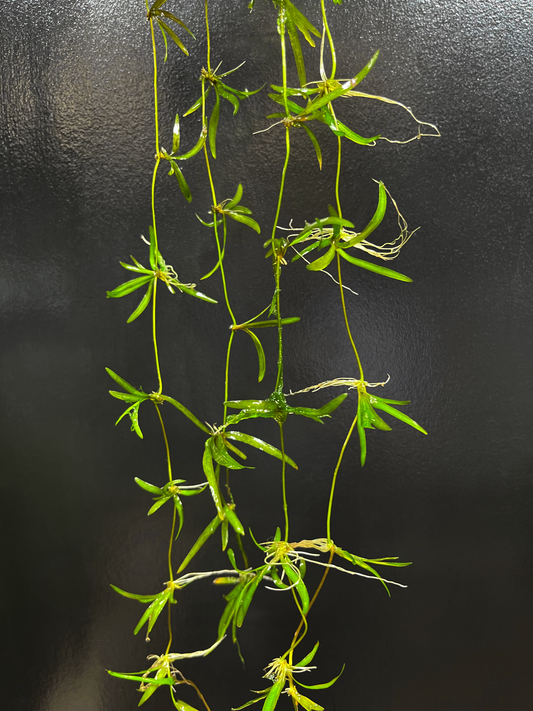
[223,329,235,424]
[326,413,358,541]
[320,0,337,80]
[154,403,176,654]
[152,279,163,393]
[205,0,211,73]
[337,252,364,380]
[335,136,342,218]
[272,128,291,392]
[279,422,289,541]
[287,550,334,664]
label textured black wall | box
[2,1,533,709]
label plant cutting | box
[105,1,438,709]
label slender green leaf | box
[184,86,211,117]
[296,641,320,668]
[231,693,269,710]
[291,216,354,246]
[134,589,171,637]
[202,441,224,516]
[107,670,173,685]
[160,395,211,433]
[173,125,207,161]
[306,244,336,271]
[158,11,195,38]
[177,514,222,574]
[226,183,243,210]
[169,160,192,202]
[291,238,332,262]
[301,124,322,168]
[236,566,268,627]
[286,13,307,86]
[288,691,323,711]
[107,275,153,299]
[243,317,300,329]
[110,584,158,603]
[138,667,168,706]
[221,517,229,551]
[218,85,240,114]
[353,49,380,87]
[172,113,180,153]
[226,431,298,469]
[172,700,199,711]
[262,679,284,711]
[134,477,163,496]
[243,328,266,382]
[149,226,157,270]
[127,281,154,323]
[282,562,309,614]
[109,390,145,403]
[224,505,245,536]
[338,249,412,281]
[175,283,218,303]
[296,665,345,690]
[286,0,321,43]
[210,436,249,470]
[106,368,143,396]
[147,496,171,516]
[371,398,427,434]
[173,495,184,539]
[226,211,261,234]
[341,181,387,247]
[157,19,188,55]
[209,88,220,159]
[119,261,152,275]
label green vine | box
[105,1,439,709]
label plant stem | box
[279,421,289,541]
[320,0,337,80]
[337,252,364,380]
[326,413,358,541]
[335,136,342,218]
[152,278,163,393]
[205,0,211,74]
[223,329,235,424]
[288,550,334,664]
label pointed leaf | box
[243,328,266,382]
[203,440,224,516]
[301,124,322,168]
[106,368,144,396]
[224,505,245,536]
[107,275,153,299]
[209,88,220,159]
[226,431,298,469]
[243,317,300,329]
[286,13,307,87]
[296,641,320,668]
[110,584,159,603]
[134,477,163,496]
[158,11,195,38]
[173,125,207,161]
[371,398,427,434]
[177,515,222,574]
[127,281,154,323]
[218,85,240,115]
[296,665,345,690]
[353,49,380,87]
[236,566,268,627]
[172,113,181,153]
[160,395,211,433]
[156,19,188,55]
[341,181,387,247]
[338,249,412,281]
[169,160,192,202]
[226,211,261,234]
[262,679,284,711]
[147,496,171,515]
[184,86,211,117]
[306,244,336,271]
[175,283,218,303]
[226,183,243,210]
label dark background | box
[2,0,533,709]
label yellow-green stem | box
[337,252,364,380]
[205,0,211,73]
[223,330,235,424]
[320,0,337,79]
[279,422,289,541]
[335,136,342,218]
[152,279,163,393]
[326,413,358,541]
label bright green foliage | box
[106,0,436,708]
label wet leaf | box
[226,211,261,233]
[296,640,320,667]
[244,328,266,382]
[226,431,298,469]
[341,181,386,247]
[161,395,211,433]
[134,477,163,496]
[202,441,224,516]
[169,160,192,202]
[301,125,322,168]
[296,665,345,690]
[209,88,220,159]
[306,244,336,271]
[172,113,180,153]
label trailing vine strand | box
[105,1,437,709]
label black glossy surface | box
[2,1,533,709]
